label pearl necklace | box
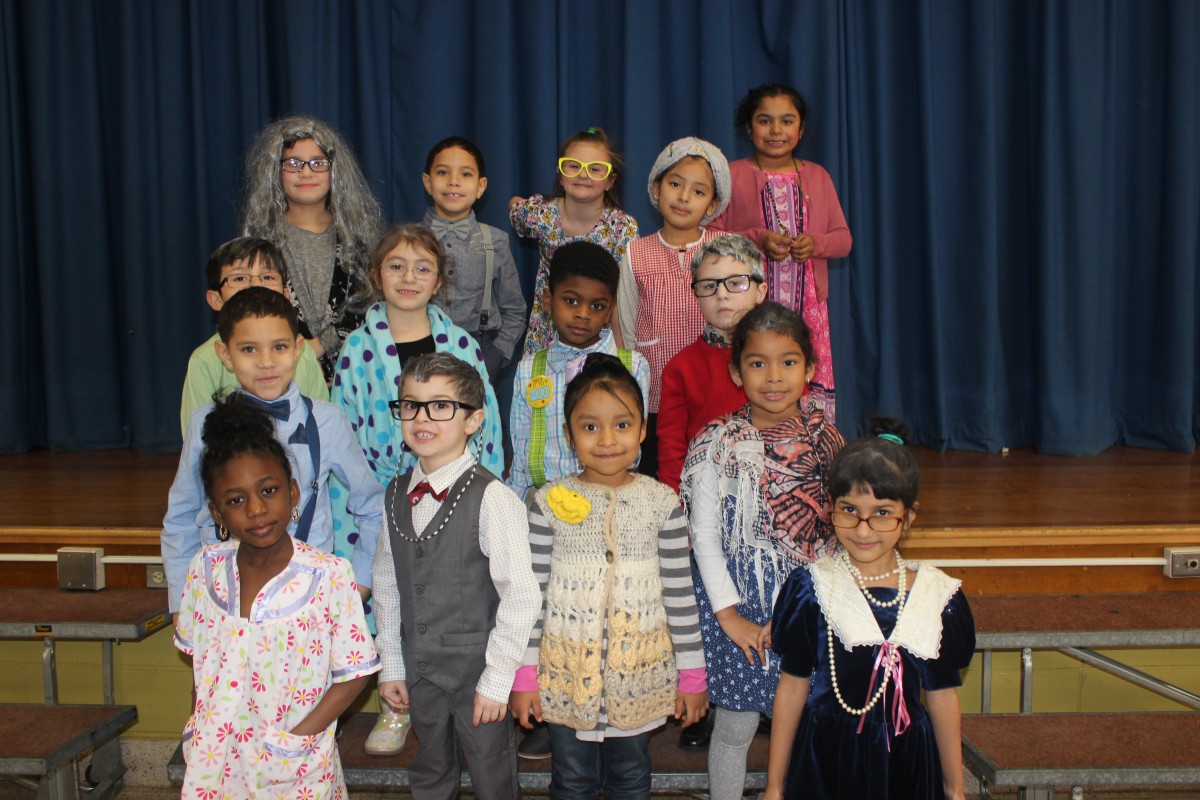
[843,552,907,608]
[388,466,476,543]
[827,553,907,717]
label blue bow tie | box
[548,345,592,375]
[242,394,290,422]
[429,216,473,242]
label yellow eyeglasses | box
[558,158,614,181]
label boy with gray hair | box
[657,234,767,492]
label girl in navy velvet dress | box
[766,419,975,800]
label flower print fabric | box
[760,171,837,420]
[174,538,380,800]
[509,194,637,356]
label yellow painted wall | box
[1,634,1195,737]
[0,633,380,738]
[959,647,1200,714]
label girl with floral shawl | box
[679,301,844,800]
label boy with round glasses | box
[371,352,539,800]
[656,234,768,493]
[180,236,328,436]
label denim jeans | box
[546,723,653,800]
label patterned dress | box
[680,403,843,713]
[509,194,637,356]
[174,538,380,800]
[760,170,837,421]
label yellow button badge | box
[526,374,554,408]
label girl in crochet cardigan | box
[510,353,707,798]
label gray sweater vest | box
[386,466,499,693]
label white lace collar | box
[810,555,960,661]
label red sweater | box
[656,337,747,492]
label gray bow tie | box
[430,216,472,241]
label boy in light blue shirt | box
[507,241,649,500]
[162,287,383,619]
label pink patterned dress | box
[761,171,837,421]
[174,538,380,800]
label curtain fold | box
[1,0,1196,455]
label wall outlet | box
[1164,547,1200,578]
[146,564,168,588]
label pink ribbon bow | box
[857,641,911,750]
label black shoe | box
[679,710,713,750]
[517,723,551,759]
[757,713,772,737]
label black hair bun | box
[201,394,276,451]
[581,352,625,376]
[867,416,911,445]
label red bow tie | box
[408,480,448,506]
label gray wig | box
[690,233,766,281]
[239,116,383,308]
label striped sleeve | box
[525,498,554,666]
[658,504,705,670]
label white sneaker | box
[364,707,411,756]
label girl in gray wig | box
[239,116,383,378]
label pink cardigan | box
[710,158,852,300]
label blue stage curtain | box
[1,0,1196,455]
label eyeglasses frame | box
[829,509,907,533]
[690,274,760,297]
[557,157,614,181]
[280,157,333,173]
[218,272,285,289]
[388,399,478,422]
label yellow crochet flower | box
[545,485,591,524]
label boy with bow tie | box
[161,287,384,625]
[371,352,539,800]
[420,136,526,381]
[507,241,650,502]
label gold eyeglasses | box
[829,510,905,533]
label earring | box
[217,524,230,542]
[291,506,300,523]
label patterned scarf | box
[700,323,730,348]
[681,402,843,613]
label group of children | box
[162,81,975,800]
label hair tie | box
[877,433,904,445]
[587,127,597,134]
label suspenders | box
[527,348,634,487]
[478,224,495,332]
[293,396,321,543]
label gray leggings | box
[708,708,761,800]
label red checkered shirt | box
[624,229,725,412]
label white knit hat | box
[647,137,732,224]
